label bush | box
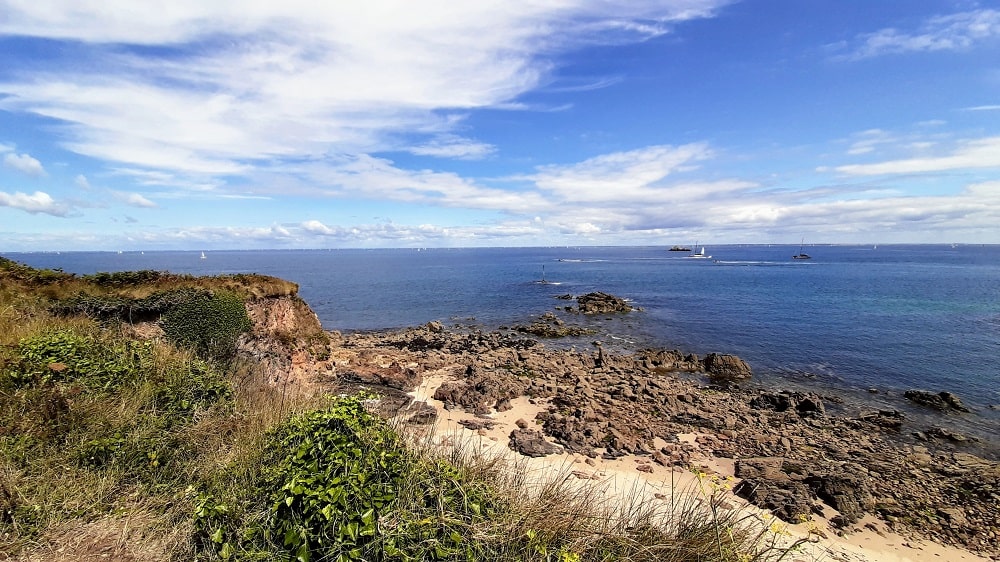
[1,329,140,389]
[196,394,412,561]
[160,290,252,361]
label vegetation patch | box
[160,290,253,361]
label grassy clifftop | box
[0,255,299,300]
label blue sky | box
[2,0,999,250]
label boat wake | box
[712,260,805,266]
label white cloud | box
[3,152,47,177]
[836,136,1000,176]
[531,143,714,202]
[75,174,92,189]
[845,129,894,155]
[0,190,70,216]
[841,8,1000,60]
[963,105,1000,111]
[271,154,551,213]
[0,1,729,186]
[408,135,496,160]
[112,191,158,208]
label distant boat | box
[535,265,561,285]
[792,238,811,260]
[200,251,207,260]
[668,245,691,252]
[687,243,711,259]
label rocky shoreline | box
[244,292,999,559]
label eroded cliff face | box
[238,295,334,389]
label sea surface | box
[8,245,1000,453]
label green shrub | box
[160,290,252,361]
[1,329,144,390]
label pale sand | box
[403,373,991,562]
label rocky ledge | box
[297,317,998,557]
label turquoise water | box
[8,244,999,450]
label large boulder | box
[703,353,752,385]
[749,391,825,417]
[433,365,526,415]
[509,428,562,457]
[340,362,422,391]
[804,472,872,525]
[734,478,813,523]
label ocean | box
[7,244,999,452]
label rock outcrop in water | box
[904,389,971,413]
[575,291,637,314]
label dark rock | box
[433,366,526,414]
[735,457,789,481]
[401,401,438,425]
[703,353,752,385]
[509,428,562,457]
[804,472,872,525]
[926,427,979,443]
[340,362,422,391]
[858,410,904,431]
[576,292,635,314]
[749,391,825,417]
[904,390,971,413]
[734,478,813,522]
[458,419,497,431]
[514,312,596,338]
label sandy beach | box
[405,374,989,562]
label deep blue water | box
[7,245,1000,449]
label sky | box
[1,0,1000,251]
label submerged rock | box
[513,312,596,338]
[904,390,971,413]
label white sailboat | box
[687,242,711,259]
[200,251,206,260]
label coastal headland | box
[1,259,996,561]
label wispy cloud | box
[407,135,496,160]
[2,152,47,177]
[837,8,1000,60]
[530,143,715,202]
[0,190,70,216]
[0,1,729,190]
[836,136,1000,176]
[963,104,1000,111]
